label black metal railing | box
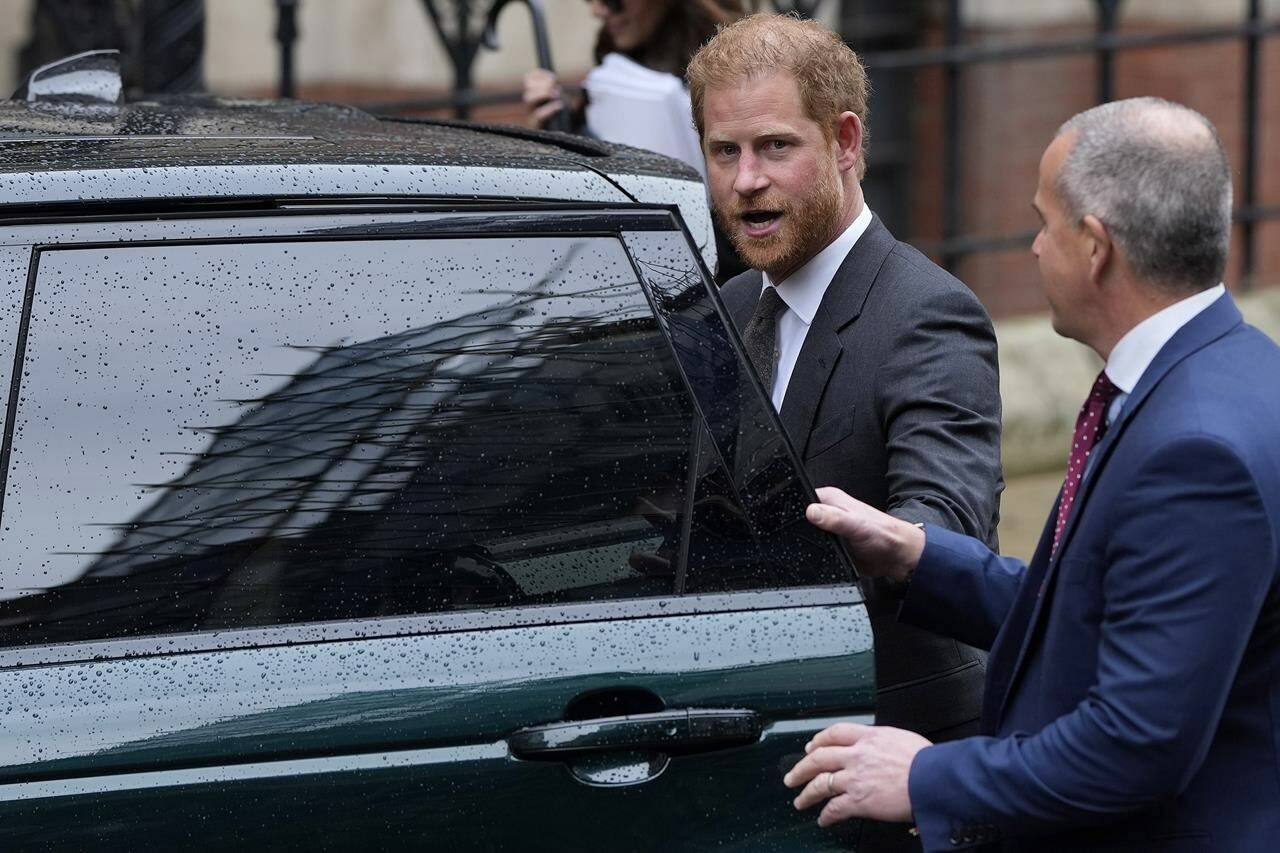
[274,0,825,112]
[856,1,1276,288]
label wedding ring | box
[826,771,837,796]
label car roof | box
[0,95,694,180]
[0,95,717,271]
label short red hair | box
[686,13,871,178]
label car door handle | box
[508,708,761,759]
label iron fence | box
[861,1,1276,286]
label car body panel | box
[0,604,872,776]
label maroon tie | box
[1051,370,1122,556]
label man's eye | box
[766,140,788,151]
[717,145,738,157]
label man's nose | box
[732,152,770,197]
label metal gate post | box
[1242,0,1262,291]
[1094,0,1124,104]
[943,0,963,272]
[275,0,300,98]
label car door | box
[0,207,874,851]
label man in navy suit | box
[784,97,1280,851]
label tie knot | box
[1089,370,1121,405]
[756,286,788,320]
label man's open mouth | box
[739,210,783,237]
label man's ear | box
[1081,214,1112,284]
[834,112,862,175]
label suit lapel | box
[1045,292,1242,567]
[991,398,1143,730]
[722,269,763,334]
[992,293,1244,731]
[779,215,895,453]
[983,499,1059,732]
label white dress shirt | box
[1103,283,1226,425]
[760,203,874,409]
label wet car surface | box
[0,87,874,851]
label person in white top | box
[521,0,744,167]
[523,0,748,279]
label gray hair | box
[1055,97,1231,293]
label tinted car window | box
[0,231,844,647]
[623,230,850,595]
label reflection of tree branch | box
[80,242,659,574]
[88,267,565,572]
[635,257,704,315]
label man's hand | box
[806,487,926,584]
[783,723,931,827]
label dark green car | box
[0,62,874,851]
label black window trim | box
[0,198,675,232]
[0,245,36,523]
[619,225,861,587]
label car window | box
[0,231,846,648]
[622,230,849,595]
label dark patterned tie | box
[741,286,789,394]
[1051,370,1122,556]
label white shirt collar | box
[761,203,873,326]
[1105,283,1226,393]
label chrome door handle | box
[508,708,761,759]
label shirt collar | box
[1105,283,1226,393]
[761,204,873,326]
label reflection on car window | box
[622,230,851,594]
[0,237,696,643]
[0,229,848,648]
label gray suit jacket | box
[720,215,1003,738]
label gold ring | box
[826,771,837,796]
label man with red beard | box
[688,15,1002,850]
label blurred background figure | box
[524,0,748,278]
[522,0,746,176]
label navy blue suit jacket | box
[900,294,1280,852]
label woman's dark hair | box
[594,0,749,77]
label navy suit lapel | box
[991,293,1244,732]
[778,215,895,453]
[983,499,1059,732]
[1044,292,1242,567]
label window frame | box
[0,203,860,669]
